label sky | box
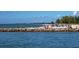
[0,11,76,24]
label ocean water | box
[0,23,43,28]
[0,32,79,48]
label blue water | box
[0,32,79,48]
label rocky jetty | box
[0,24,79,32]
[0,28,79,32]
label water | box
[0,32,79,48]
[0,23,43,28]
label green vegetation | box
[55,16,79,24]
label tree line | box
[55,16,79,24]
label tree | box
[51,21,54,24]
[56,19,60,24]
[55,16,79,24]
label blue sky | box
[0,11,74,24]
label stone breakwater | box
[0,28,79,32]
